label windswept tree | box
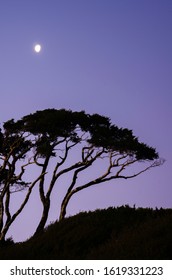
[0,109,163,240]
[0,125,44,241]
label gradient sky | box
[0,0,172,242]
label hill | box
[0,206,172,259]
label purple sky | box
[0,0,172,242]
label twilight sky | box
[0,0,172,242]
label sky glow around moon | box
[34,44,42,53]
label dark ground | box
[0,206,172,260]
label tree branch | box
[3,172,47,233]
[60,158,163,218]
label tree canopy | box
[0,109,162,241]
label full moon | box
[34,44,42,53]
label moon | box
[34,44,42,53]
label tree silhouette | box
[0,125,36,241]
[0,109,163,240]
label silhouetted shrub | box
[0,206,172,260]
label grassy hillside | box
[0,206,172,260]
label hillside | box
[0,206,172,260]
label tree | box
[0,125,40,241]
[0,109,163,240]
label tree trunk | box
[0,225,9,242]
[33,199,50,236]
[0,232,5,242]
[59,202,67,221]
[0,199,4,233]
[59,192,73,221]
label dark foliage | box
[0,206,171,260]
[4,109,158,160]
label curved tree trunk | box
[0,225,9,242]
[0,199,4,233]
[33,198,50,236]
[59,192,73,221]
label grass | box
[0,205,172,259]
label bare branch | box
[13,159,35,182]
[34,153,44,167]
[82,145,94,162]
[63,159,163,206]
